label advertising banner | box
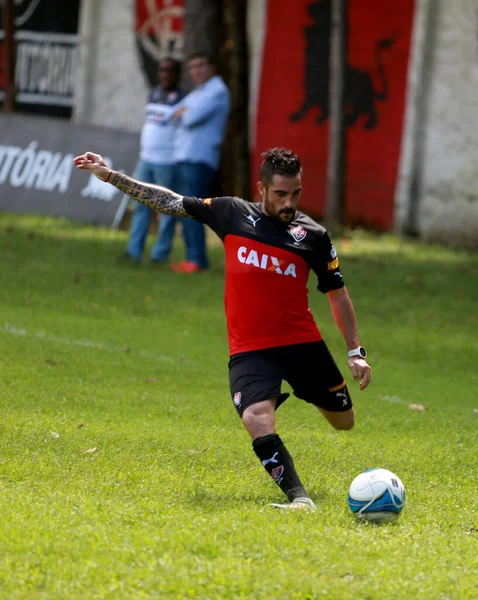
[0,114,139,226]
[253,0,415,230]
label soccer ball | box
[347,468,406,522]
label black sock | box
[252,434,309,502]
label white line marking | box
[379,395,405,404]
[0,322,184,364]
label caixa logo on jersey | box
[289,225,307,245]
[237,247,297,278]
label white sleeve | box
[144,103,176,124]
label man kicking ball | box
[74,147,371,511]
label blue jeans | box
[171,161,215,269]
[125,159,176,261]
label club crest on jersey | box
[289,225,307,245]
[237,247,297,277]
[233,392,242,406]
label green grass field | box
[1,213,477,599]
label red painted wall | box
[253,0,414,230]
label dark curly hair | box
[259,148,302,186]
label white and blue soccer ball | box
[347,468,406,522]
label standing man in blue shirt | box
[121,58,187,263]
[165,51,230,273]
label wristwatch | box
[348,346,367,359]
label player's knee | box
[242,405,267,429]
[333,416,355,431]
[241,408,256,429]
[242,401,276,438]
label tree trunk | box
[220,0,250,199]
[325,0,347,229]
[182,0,250,200]
[182,0,222,90]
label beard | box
[263,196,295,223]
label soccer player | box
[73,148,371,511]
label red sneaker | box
[170,260,204,273]
[170,260,188,272]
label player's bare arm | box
[73,152,187,216]
[327,287,371,390]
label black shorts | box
[228,341,352,417]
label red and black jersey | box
[182,196,344,356]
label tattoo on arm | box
[110,172,187,216]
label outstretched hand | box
[348,357,371,391]
[73,152,110,181]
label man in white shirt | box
[122,58,187,263]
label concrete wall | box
[397,0,478,247]
[74,0,148,132]
[421,0,478,246]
